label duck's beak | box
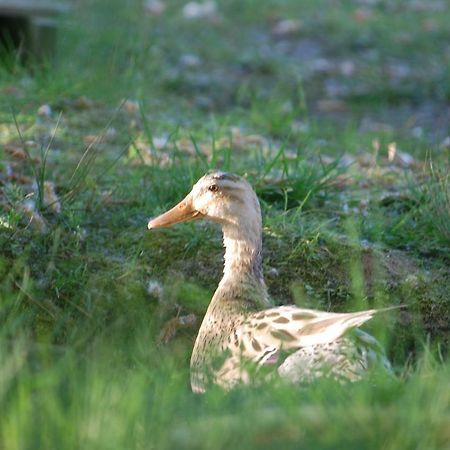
[147,194,203,229]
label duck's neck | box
[212,221,271,312]
[190,215,271,390]
[222,224,263,282]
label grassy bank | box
[1,0,449,448]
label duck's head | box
[147,171,261,230]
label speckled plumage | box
[148,171,397,393]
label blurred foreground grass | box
[1,0,450,448]
[1,326,449,449]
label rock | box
[180,53,201,68]
[123,99,139,114]
[439,136,450,150]
[144,0,165,15]
[37,104,52,117]
[317,99,348,113]
[146,279,164,301]
[339,60,356,76]
[182,1,216,19]
[272,19,302,37]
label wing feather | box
[229,305,401,361]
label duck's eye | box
[208,184,219,192]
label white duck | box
[148,171,397,393]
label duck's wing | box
[228,305,400,363]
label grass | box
[1,330,449,449]
[1,0,450,448]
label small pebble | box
[439,136,450,149]
[272,19,302,37]
[182,1,216,19]
[146,279,164,301]
[37,104,52,117]
[144,0,165,15]
[180,53,201,68]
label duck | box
[148,171,398,393]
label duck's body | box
[148,171,395,392]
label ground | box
[0,0,449,449]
